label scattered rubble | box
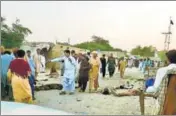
[35,73,62,91]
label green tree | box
[1,17,32,48]
[91,35,109,44]
[74,35,125,52]
[131,45,155,57]
[131,45,142,55]
[158,50,167,61]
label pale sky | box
[1,1,176,51]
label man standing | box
[49,50,76,95]
[40,52,46,73]
[75,52,82,84]
[128,58,133,68]
[71,50,76,59]
[1,51,14,99]
[71,50,79,84]
[78,55,91,92]
[142,59,147,74]
[33,48,41,80]
[107,53,116,77]
[139,59,143,71]
[100,54,107,78]
[60,46,64,76]
[119,57,127,78]
[26,50,36,100]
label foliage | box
[91,35,109,44]
[1,17,32,48]
[74,35,124,52]
[158,50,167,61]
[131,45,155,57]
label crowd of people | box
[1,46,46,104]
[125,57,161,74]
[48,50,129,94]
[1,45,154,104]
[1,44,176,115]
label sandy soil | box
[35,68,156,115]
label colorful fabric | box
[119,60,127,72]
[7,70,33,104]
[145,78,155,89]
[9,59,31,78]
[89,58,100,91]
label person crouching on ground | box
[78,55,91,92]
[48,50,76,95]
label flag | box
[170,19,174,25]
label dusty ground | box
[35,68,156,115]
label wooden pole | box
[139,90,145,115]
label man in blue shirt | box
[26,50,36,100]
[1,51,14,99]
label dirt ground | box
[35,68,156,115]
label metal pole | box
[167,17,172,51]
[162,33,168,51]
[164,34,168,51]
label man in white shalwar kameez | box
[75,53,82,83]
[40,53,46,73]
[49,50,76,95]
[33,48,42,79]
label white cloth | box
[33,54,42,73]
[128,59,133,67]
[51,56,76,92]
[138,61,143,70]
[75,58,81,78]
[40,55,46,72]
[146,63,176,93]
